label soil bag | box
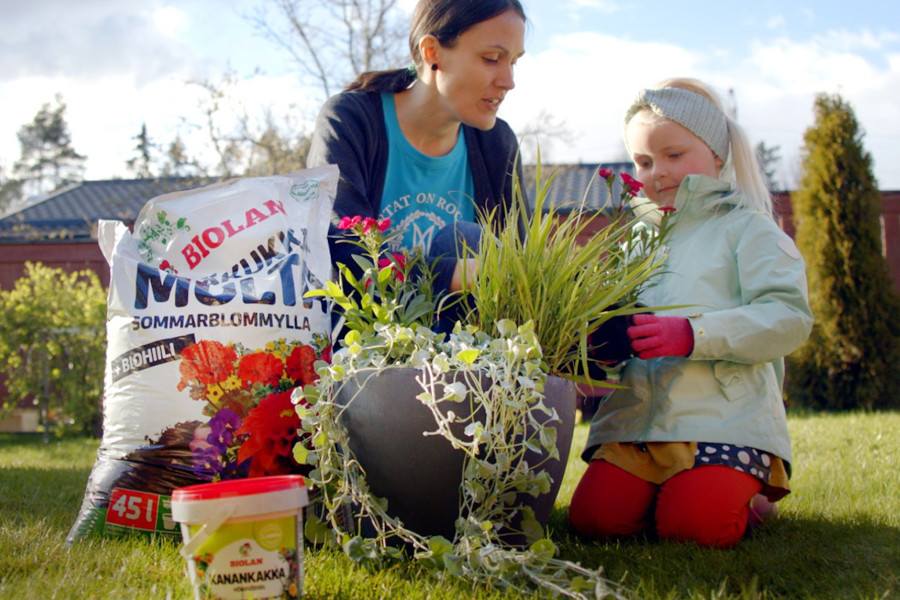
[66,166,337,543]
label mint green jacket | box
[584,175,813,465]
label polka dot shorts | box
[694,442,773,484]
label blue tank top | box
[379,93,475,255]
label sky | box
[1,0,898,192]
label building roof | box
[0,165,631,243]
[526,162,634,213]
[0,177,213,243]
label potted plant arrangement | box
[292,164,669,598]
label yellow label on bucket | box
[187,515,300,600]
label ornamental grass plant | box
[459,161,668,380]
[3,410,899,599]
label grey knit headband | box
[624,87,729,161]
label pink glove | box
[627,313,694,359]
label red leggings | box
[569,460,762,549]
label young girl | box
[569,78,814,548]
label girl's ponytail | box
[723,115,773,217]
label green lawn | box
[1,411,898,599]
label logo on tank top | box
[388,210,446,254]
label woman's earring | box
[431,63,438,71]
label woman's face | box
[433,10,525,131]
[625,111,724,207]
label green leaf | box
[292,444,308,465]
[496,319,517,337]
[444,381,467,401]
[538,424,557,451]
[304,514,334,546]
[442,552,463,576]
[464,421,484,439]
[529,538,556,560]
[520,511,544,544]
[428,535,453,557]
[457,348,481,365]
[343,536,378,563]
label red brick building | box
[0,177,213,290]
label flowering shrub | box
[177,336,330,480]
[306,216,440,340]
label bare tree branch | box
[248,0,407,101]
[516,110,577,165]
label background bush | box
[786,93,900,410]
[0,261,107,436]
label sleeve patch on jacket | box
[777,238,802,260]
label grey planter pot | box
[335,367,576,545]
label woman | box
[307,0,527,301]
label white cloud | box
[703,33,900,189]
[153,6,188,38]
[2,1,899,192]
[815,29,900,52]
[498,26,900,189]
[746,38,883,94]
[766,15,786,30]
[501,33,697,163]
[0,2,194,83]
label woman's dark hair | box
[345,0,526,93]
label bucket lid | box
[171,475,308,523]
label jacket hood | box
[673,175,736,216]
[627,174,733,228]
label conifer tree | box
[14,94,86,197]
[125,123,157,179]
[786,93,900,410]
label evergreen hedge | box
[786,93,900,410]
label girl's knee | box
[655,466,761,548]
[568,460,656,539]
[656,500,749,548]
[568,493,651,539]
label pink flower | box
[361,217,379,234]
[620,172,644,197]
[378,253,407,283]
[659,206,677,213]
[338,215,362,230]
[621,172,643,189]
[598,168,614,180]
[366,253,407,287]
[377,218,391,233]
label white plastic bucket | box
[171,475,309,600]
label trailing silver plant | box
[292,320,631,599]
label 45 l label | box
[105,488,177,534]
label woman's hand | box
[450,258,478,292]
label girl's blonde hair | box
[629,77,773,218]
